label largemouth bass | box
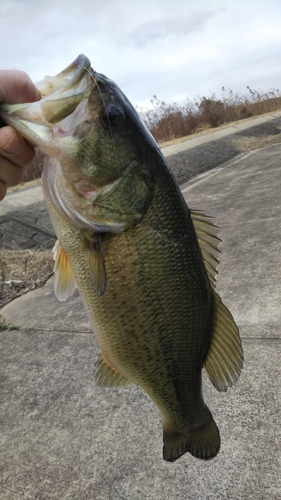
[0,55,243,462]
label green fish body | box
[0,55,243,462]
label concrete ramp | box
[1,145,281,499]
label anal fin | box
[203,291,243,392]
[53,240,76,301]
[94,352,132,387]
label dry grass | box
[233,132,281,152]
[7,177,42,194]
[138,87,281,143]
[0,249,54,308]
[13,86,281,184]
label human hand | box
[0,70,41,200]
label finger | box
[0,69,41,104]
[0,179,7,201]
[0,126,36,167]
[0,155,25,188]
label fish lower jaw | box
[0,112,60,157]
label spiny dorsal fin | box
[95,352,132,387]
[190,209,221,288]
[203,291,243,392]
[84,232,107,298]
[53,240,76,301]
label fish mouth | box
[35,54,92,97]
[0,54,96,156]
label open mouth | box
[0,55,95,153]
[35,54,92,98]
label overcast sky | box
[1,0,281,108]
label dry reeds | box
[0,249,53,307]
[137,87,281,143]
[15,86,281,182]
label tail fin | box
[163,407,220,462]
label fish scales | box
[47,162,213,422]
[0,55,243,462]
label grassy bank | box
[137,87,281,143]
[17,86,281,184]
[0,249,53,310]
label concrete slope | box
[1,144,281,499]
[1,110,281,250]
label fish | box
[0,55,243,462]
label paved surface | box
[1,116,281,499]
[0,186,55,250]
[1,111,281,251]
[165,110,281,184]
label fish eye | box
[101,104,124,128]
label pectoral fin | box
[53,240,76,301]
[203,291,243,392]
[84,233,107,298]
[95,352,132,387]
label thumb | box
[0,69,41,105]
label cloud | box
[0,0,281,108]
[124,10,222,48]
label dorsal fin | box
[53,240,76,301]
[190,210,243,391]
[204,290,243,392]
[190,209,221,288]
[94,352,132,387]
